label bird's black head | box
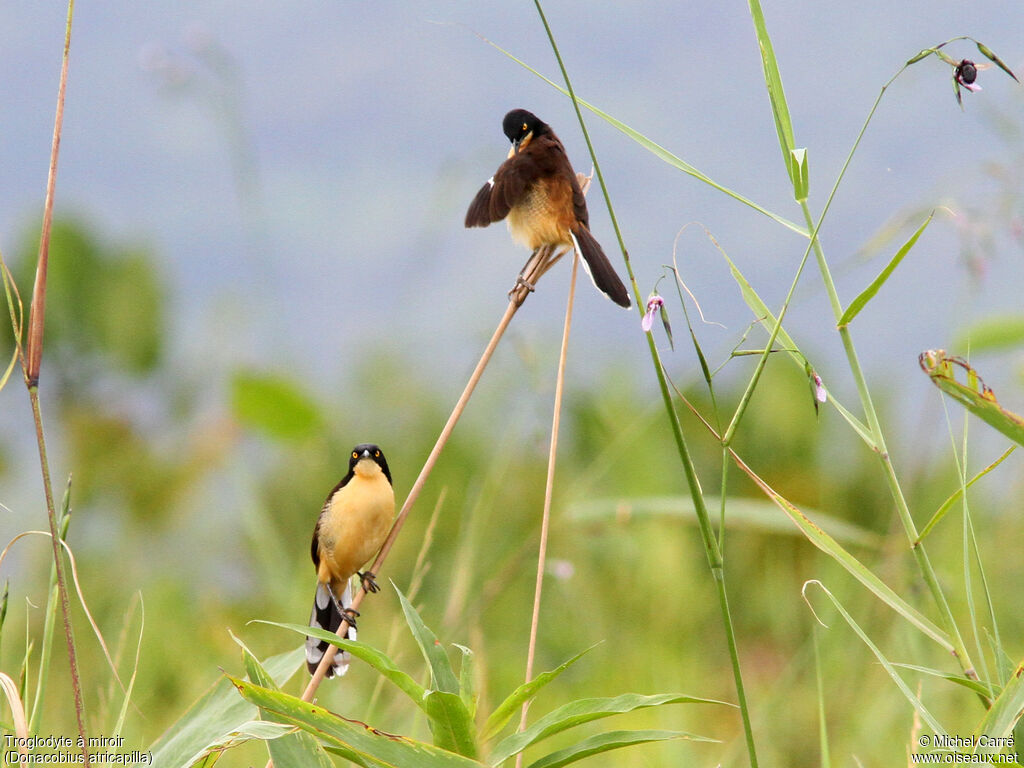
[348,443,392,484]
[502,109,548,152]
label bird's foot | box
[357,570,380,594]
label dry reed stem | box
[296,244,560,708]
[514,253,579,768]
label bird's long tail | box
[569,226,631,308]
[306,580,355,677]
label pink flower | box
[641,294,664,332]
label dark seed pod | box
[957,59,978,84]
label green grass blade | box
[745,0,797,190]
[474,33,808,238]
[802,581,946,733]
[971,660,1024,752]
[234,633,334,768]
[229,676,486,768]
[454,644,477,721]
[839,212,933,327]
[481,645,598,743]
[567,496,880,548]
[488,693,729,767]
[253,620,428,708]
[523,729,715,768]
[149,648,303,768]
[890,663,994,698]
[722,250,876,447]
[731,453,953,651]
[919,351,1024,446]
[917,446,1015,542]
[424,690,478,758]
[394,583,460,694]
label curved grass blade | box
[730,452,953,652]
[802,581,946,733]
[229,677,486,768]
[890,663,994,698]
[394,583,460,694]
[481,645,598,743]
[488,693,729,767]
[234,632,335,768]
[252,620,427,707]
[916,446,1015,543]
[746,0,797,190]
[523,729,715,768]
[975,41,1019,82]
[472,32,808,238]
[566,496,880,548]
[149,648,303,768]
[454,644,477,721]
[971,661,1024,753]
[839,212,933,327]
[919,351,1024,446]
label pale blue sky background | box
[2,1,1022,472]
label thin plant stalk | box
[533,4,760,764]
[514,254,579,768]
[298,247,559,703]
[17,0,91,760]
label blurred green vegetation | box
[2,217,1022,766]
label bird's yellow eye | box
[351,451,359,459]
[374,449,381,458]
[522,122,528,131]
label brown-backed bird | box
[306,444,395,677]
[465,108,631,308]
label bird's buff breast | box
[318,474,395,582]
[507,185,571,250]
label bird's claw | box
[358,570,380,594]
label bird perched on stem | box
[306,444,395,677]
[465,108,631,308]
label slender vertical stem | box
[533,5,759,763]
[798,200,973,676]
[514,256,578,767]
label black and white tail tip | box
[306,581,356,678]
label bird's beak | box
[360,449,371,458]
[507,130,533,159]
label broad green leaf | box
[230,677,486,768]
[890,663,995,699]
[803,581,946,734]
[475,33,808,238]
[234,633,335,768]
[230,369,323,440]
[566,496,880,548]
[253,621,428,708]
[395,584,460,694]
[746,0,797,190]
[952,314,1024,354]
[454,644,477,721]
[481,645,598,743]
[919,351,1024,446]
[523,729,714,768]
[722,249,876,447]
[424,690,478,758]
[729,452,953,652]
[917,446,1015,542]
[839,213,933,327]
[149,648,304,768]
[972,661,1024,753]
[488,693,728,766]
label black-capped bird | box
[306,444,395,677]
[465,108,631,308]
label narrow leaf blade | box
[839,212,932,326]
[524,729,715,768]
